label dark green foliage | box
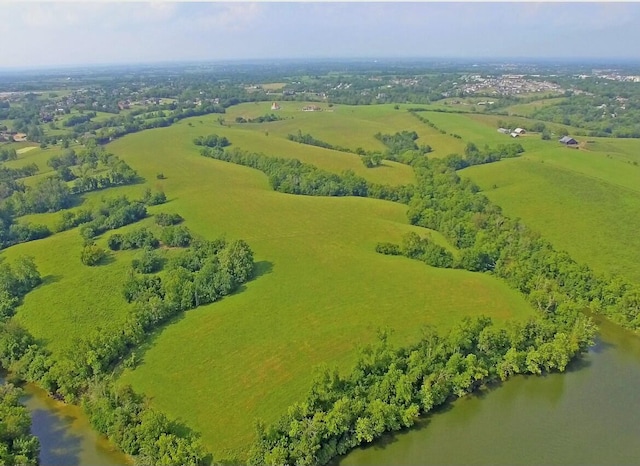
[287,130,353,152]
[155,212,183,226]
[81,243,107,266]
[123,275,163,303]
[0,148,18,162]
[400,232,454,268]
[0,257,42,320]
[83,381,207,465]
[161,225,192,247]
[77,197,147,240]
[375,242,401,255]
[9,176,73,215]
[238,113,283,123]
[108,228,159,251]
[141,188,167,206]
[0,383,40,466]
[193,134,230,148]
[132,248,163,274]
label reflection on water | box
[339,317,640,465]
[0,374,131,466]
[22,383,132,466]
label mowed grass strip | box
[463,154,640,283]
[102,122,536,459]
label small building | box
[559,136,579,146]
[513,128,526,135]
[497,128,510,134]
[271,102,281,110]
[13,133,27,142]
[510,132,520,138]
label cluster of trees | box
[0,168,53,249]
[530,94,640,138]
[0,148,17,162]
[250,312,595,465]
[8,176,74,216]
[77,197,148,242]
[155,212,183,226]
[0,383,39,466]
[0,256,42,320]
[63,112,97,127]
[377,232,454,268]
[236,113,283,123]
[53,189,165,237]
[200,146,414,204]
[442,142,525,170]
[193,134,230,149]
[108,227,159,251]
[374,130,432,164]
[48,146,138,194]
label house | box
[13,133,27,142]
[559,136,579,146]
[510,132,520,138]
[271,102,281,110]
[497,128,510,134]
[513,128,526,135]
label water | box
[0,375,131,466]
[339,317,640,465]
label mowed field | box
[2,105,543,460]
[463,138,640,283]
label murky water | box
[338,317,640,465]
[0,374,131,466]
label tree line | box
[199,146,414,204]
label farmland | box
[2,60,640,465]
[3,105,539,460]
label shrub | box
[81,244,107,266]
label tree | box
[81,243,107,266]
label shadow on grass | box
[41,274,63,286]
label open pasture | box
[463,138,640,283]
[502,96,568,116]
[92,119,537,459]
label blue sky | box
[2,2,639,69]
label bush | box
[81,244,107,266]
[161,226,192,247]
[155,213,183,227]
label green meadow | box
[0,104,542,461]
[463,138,640,283]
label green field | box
[463,138,640,283]
[0,105,540,461]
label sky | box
[1,2,639,69]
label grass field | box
[502,97,567,116]
[101,117,534,459]
[3,105,541,460]
[463,138,640,283]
